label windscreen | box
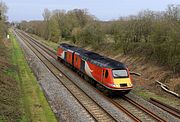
[112,69,128,78]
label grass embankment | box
[0,30,57,122]
[133,87,180,107]
[0,38,22,121]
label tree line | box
[18,5,180,73]
[18,9,104,47]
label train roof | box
[59,43,126,69]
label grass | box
[30,34,59,51]
[9,30,57,122]
[43,40,59,51]
[132,88,180,107]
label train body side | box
[57,44,133,91]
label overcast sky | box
[3,0,180,22]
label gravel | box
[13,30,95,122]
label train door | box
[80,60,85,72]
[102,69,109,84]
[102,69,105,82]
[72,52,75,66]
[64,52,67,61]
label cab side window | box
[105,70,108,78]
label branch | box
[130,72,141,76]
[156,80,180,98]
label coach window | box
[76,57,78,62]
[105,70,108,78]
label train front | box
[107,68,133,94]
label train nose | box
[113,78,133,88]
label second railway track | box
[149,98,180,119]
[112,96,165,122]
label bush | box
[75,23,105,48]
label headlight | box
[112,84,119,87]
[129,83,133,87]
[108,83,119,87]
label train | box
[57,43,133,95]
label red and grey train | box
[57,43,133,95]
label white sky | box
[3,0,180,22]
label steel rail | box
[123,96,166,122]
[149,98,180,119]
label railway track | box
[15,30,117,122]
[149,98,180,119]
[15,29,168,122]
[112,96,165,122]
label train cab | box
[103,68,133,90]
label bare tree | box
[0,1,8,20]
[42,8,51,40]
[0,1,8,39]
